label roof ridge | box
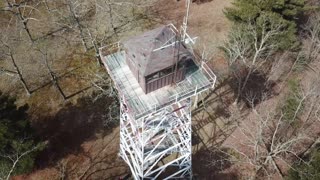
[143,25,169,76]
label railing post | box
[195,85,198,95]
[201,61,204,73]
[212,76,216,89]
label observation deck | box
[99,42,216,120]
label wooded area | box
[0,0,319,179]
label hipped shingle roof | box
[123,25,190,76]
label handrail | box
[101,42,217,120]
[99,42,122,56]
[135,66,215,119]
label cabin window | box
[159,67,173,77]
[177,61,185,69]
[146,72,159,82]
[185,58,194,68]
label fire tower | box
[99,1,216,179]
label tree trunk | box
[17,8,34,42]
[9,51,31,96]
[270,156,284,179]
[107,0,118,37]
[0,67,18,76]
[234,67,253,104]
[43,53,66,100]
[87,27,102,66]
[78,28,89,52]
[66,0,89,52]
[302,137,320,158]
[5,0,12,7]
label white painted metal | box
[119,96,193,179]
[152,24,196,52]
[99,1,217,176]
[99,24,217,178]
[100,47,216,120]
[181,0,191,42]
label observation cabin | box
[99,24,216,120]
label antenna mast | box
[182,0,191,42]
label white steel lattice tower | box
[119,96,193,179]
[99,31,216,179]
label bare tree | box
[3,0,42,42]
[38,48,67,100]
[83,62,120,127]
[0,142,46,180]
[64,0,91,52]
[218,75,320,179]
[222,15,288,103]
[86,27,103,65]
[304,13,320,62]
[0,41,32,95]
[0,67,17,76]
[53,131,126,180]
[43,0,94,52]
[224,104,309,178]
[298,77,320,157]
[86,0,155,65]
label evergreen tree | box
[224,0,305,50]
[0,92,44,178]
[287,150,320,180]
[225,0,305,22]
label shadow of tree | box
[229,71,276,107]
[59,130,128,180]
[32,95,118,168]
[193,147,238,180]
[191,77,235,149]
[191,0,214,4]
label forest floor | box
[2,0,235,179]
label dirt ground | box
[1,0,152,179]
[25,127,128,180]
[2,0,234,179]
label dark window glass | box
[159,67,173,77]
[178,61,185,69]
[146,72,159,82]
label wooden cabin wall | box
[125,57,137,78]
[125,53,147,93]
[145,68,185,94]
[140,73,147,93]
[126,53,138,77]
[174,67,186,83]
